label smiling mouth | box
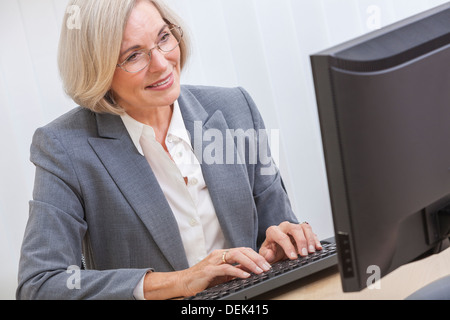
[147,73,173,89]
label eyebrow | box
[119,24,169,59]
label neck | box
[127,105,174,145]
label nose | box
[147,49,168,74]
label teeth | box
[150,76,171,87]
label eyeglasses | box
[117,25,183,73]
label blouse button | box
[189,218,198,227]
[189,177,198,186]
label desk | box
[257,247,450,300]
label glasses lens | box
[124,52,150,73]
[160,26,182,52]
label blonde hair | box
[58,0,190,115]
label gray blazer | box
[17,85,297,300]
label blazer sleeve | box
[237,87,299,247]
[16,126,149,300]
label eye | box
[159,32,171,44]
[126,51,144,63]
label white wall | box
[1,0,448,299]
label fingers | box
[183,247,270,296]
[264,222,323,261]
[293,222,322,255]
[221,247,271,275]
[265,224,299,260]
[258,242,279,264]
[212,263,252,280]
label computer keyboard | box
[185,237,337,300]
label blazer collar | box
[94,111,126,140]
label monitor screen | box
[310,3,450,292]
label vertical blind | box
[1,0,447,299]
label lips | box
[146,73,174,90]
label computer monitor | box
[310,3,450,292]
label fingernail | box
[309,245,315,253]
[243,272,250,278]
[264,262,272,270]
[256,267,263,274]
[301,248,308,256]
[290,252,297,259]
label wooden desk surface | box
[258,247,450,300]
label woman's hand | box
[143,247,271,299]
[142,221,321,299]
[259,221,322,264]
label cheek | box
[168,47,181,72]
[111,70,125,93]
[111,70,143,97]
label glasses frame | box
[117,24,183,73]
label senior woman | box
[17,0,322,300]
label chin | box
[145,85,180,106]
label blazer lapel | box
[179,88,258,250]
[88,113,189,271]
